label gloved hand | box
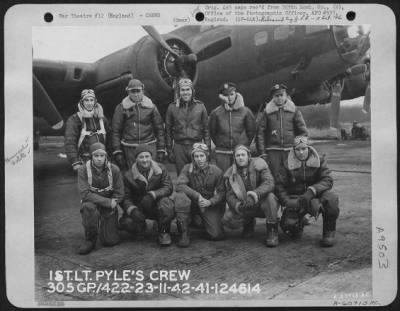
[72,162,83,172]
[157,151,165,163]
[130,208,146,224]
[309,198,322,219]
[115,153,125,168]
[245,195,256,209]
[299,189,315,211]
[139,194,154,210]
[236,202,244,215]
[167,150,176,163]
[111,198,118,210]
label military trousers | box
[120,196,175,234]
[80,201,120,246]
[174,192,225,240]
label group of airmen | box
[64,77,340,255]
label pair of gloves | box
[286,189,321,218]
[128,193,155,223]
[238,194,256,215]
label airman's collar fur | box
[121,95,154,110]
[287,146,320,170]
[131,160,162,184]
[175,98,199,108]
[77,102,104,119]
[188,162,212,174]
[220,92,245,111]
[265,99,296,114]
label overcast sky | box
[32,25,177,62]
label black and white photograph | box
[4,3,397,308]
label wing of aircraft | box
[33,25,370,134]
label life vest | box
[77,115,106,150]
[86,161,113,193]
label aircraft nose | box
[332,25,370,65]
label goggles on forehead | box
[294,136,308,146]
[192,143,209,151]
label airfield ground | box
[33,137,372,304]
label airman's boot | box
[242,218,256,238]
[176,219,190,248]
[265,222,279,247]
[79,229,97,255]
[321,217,336,247]
[158,222,172,247]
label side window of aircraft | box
[254,31,268,46]
[274,26,295,41]
[305,26,329,34]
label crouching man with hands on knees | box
[119,144,174,246]
[174,143,225,247]
[77,142,124,255]
[223,145,280,247]
[275,136,339,247]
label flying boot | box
[242,217,256,238]
[157,208,172,246]
[158,222,172,246]
[321,215,336,247]
[176,218,191,248]
[265,222,279,247]
[79,228,97,255]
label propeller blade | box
[329,80,343,128]
[346,63,367,76]
[362,82,371,113]
[33,74,64,130]
[142,25,179,58]
[195,37,232,62]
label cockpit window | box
[254,31,268,46]
[274,26,295,41]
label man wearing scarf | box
[224,145,280,247]
[256,84,308,179]
[174,143,225,247]
[65,89,110,172]
[275,136,339,247]
[119,144,174,246]
[165,78,211,175]
[112,79,166,172]
[209,82,256,173]
[77,142,124,255]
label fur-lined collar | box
[265,99,296,114]
[219,93,245,111]
[77,102,104,119]
[224,158,267,201]
[121,95,154,110]
[287,146,320,170]
[188,162,213,174]
[131,160,162,184]
[175,98,202,108]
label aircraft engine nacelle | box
[341,69,369,100]
[135,35,196,103]
[292,83,331,107]
[94,34,196,117]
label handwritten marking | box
[5,136,30,166]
